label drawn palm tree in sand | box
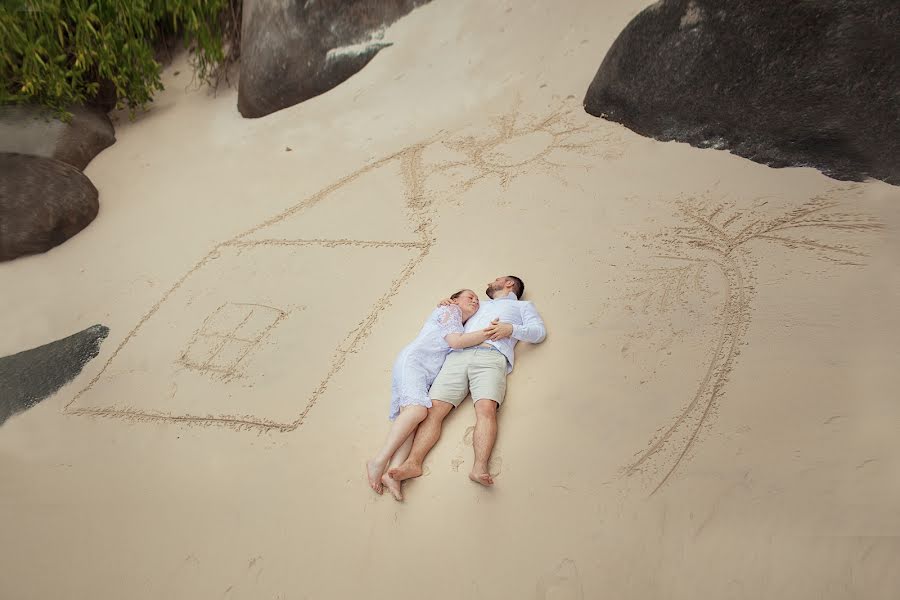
[624,190,883,494]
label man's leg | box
[388,400,454,482]
[467,349,508,487]
[470,399,499,486]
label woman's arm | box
[445,330,488,350]
[444,318,499,349]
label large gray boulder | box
[0,153,99,262]
[0,104,115,170]
[238,0,430,118]
[584,0,900,185]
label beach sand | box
[1,1,899,598]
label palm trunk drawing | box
[625,193,882,495]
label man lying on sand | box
[378,275,546,499]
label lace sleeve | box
[436,305,464,337]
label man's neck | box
[490,290,514,300]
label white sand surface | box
[2,1,899,598]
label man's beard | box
[485,285,498,298]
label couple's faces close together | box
[452,277,514,322]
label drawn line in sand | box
[623,190,883,494]
[223,238,427,250]
[65,101,623,432]
[449,425,503,477]
[536,558,584,600]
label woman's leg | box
[389,430,416,470]
[381,430,416,501]
[366,405,427,494]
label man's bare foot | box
[469,469,494,487]
[387,461,423,482]
[366,459,385,494]
[381,473,403,501]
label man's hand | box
[437,298,452,307]
[484,321,513,341]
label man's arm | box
[512,302,546,344]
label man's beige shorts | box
[429,347,508,407]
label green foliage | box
[0,0,240,116]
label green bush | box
[0,0,240,116]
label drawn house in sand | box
[68,150,433,431]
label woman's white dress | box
[389,305,464,420]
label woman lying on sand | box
[366,289,496,501]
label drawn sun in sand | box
[427,100,625,195]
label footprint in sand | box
[450,427,475,472]
[488,455,503,478]
[450,426,475,471]
[536,558,584,600]
[463,425,475,445]
[450,426,503,479]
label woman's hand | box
[437,298,452,307]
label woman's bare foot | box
[469,468,494,487]
[366,459,385,494]
[381,473,403,501]
[387,461,423,482]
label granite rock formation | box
[0,153,99,262]
[0,104,115,171]
[238,0,430,118]
[584,0,899,184]
[0,325,109,426]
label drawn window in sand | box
[180,302,286,380]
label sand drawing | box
[622,189,883,494]
[178,302,291,382]
[535,558,584,600]
[64,100,624,432]
[449,424,503,477]
[433,97,624,196]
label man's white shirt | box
[458,293,546,372]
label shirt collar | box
[490,293,517,301]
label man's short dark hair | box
[506,275,524,298]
